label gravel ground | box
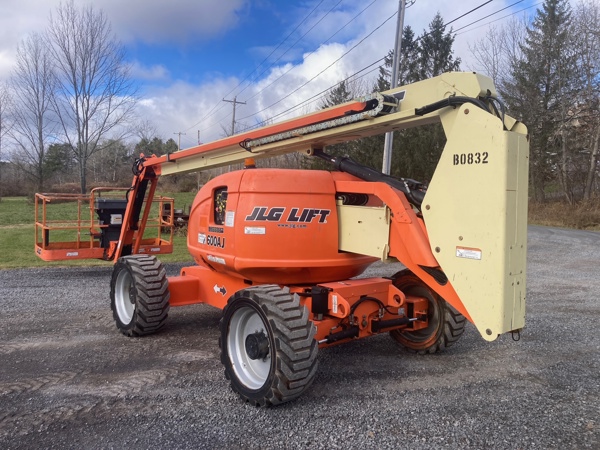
[0,225,598,449]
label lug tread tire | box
[219,285,318,407]
[110,255,170,337]
[390,270,465,355]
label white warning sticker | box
[244,227,266,235]
[110,214,122,225]
[207,255,226,265]
[225,211,235,227]
[456,247,482,260]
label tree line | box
[0,0,598,205]
[316,0,599,204]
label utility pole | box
[174,131,186,150]
[382,0,407,175]
[223,96,246,135]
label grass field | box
[528,199,600,231]
[0,193,196,269]
[1,193,599,269]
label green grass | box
[0,197,35,226]
[0,193,196,269]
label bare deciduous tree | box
[576,0,600,200]
[134,119,159,143]
[47,0,137,193]
[8,32,56,193]
[468,17,527,93]
[0,82,12,199]
[471,1,600,202]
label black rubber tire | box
[390,269,465,354]
[110,255,170,337]
[219,285,318,407]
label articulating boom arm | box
[117,72,528,341]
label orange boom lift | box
[35,72,529,406]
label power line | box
[189,0,532,144]
[443,0,495,28]
[243,0,379,105]
[455,1,541,35]
[238,0,501,127]
[222,0,329,102]
[222,96,247,135]
[183,0,379,138]
[233,0,345,101]
[237,56,386,132]
[237,9,398,123]
[453,0,526,32]
[181,0,329,134]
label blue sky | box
[0,0,544,149]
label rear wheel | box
[110,255,170,337]
[390,270,465,354]
[219,286,318,406]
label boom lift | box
[39,72,530,406]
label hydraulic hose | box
[415,95,489,117]
[314,150,426,208]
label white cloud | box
[129,61,170,82]
[0,0,247,79]
[137,0,539,146]
[0,0,58,79]
[0,0,547,150]
[136,77,243,148]
[90,0,247,44]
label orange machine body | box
[187,168,377,285]
[166,167,436,349]
[172,167,471,327]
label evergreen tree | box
[319,80,352,109]
[504,0,575,202]
[417,13,461,79]
[135,137,178,157]
[375,26,420,92]
[390,12,461,182]
[375,50,392,92]
[164,138,178,154]
[398,26,421,85]
[313,13,462,180]
[310,81,357,170]
[43,143,74,185]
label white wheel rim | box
[227,306,271,390]
[115,269,135,325]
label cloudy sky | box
[0,0,543,149]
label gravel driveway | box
[0,225,598,449]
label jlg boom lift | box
[35,72,529,406]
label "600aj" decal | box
[453,152,489,165]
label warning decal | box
[456,247,482,260]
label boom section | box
[141,72,523,176]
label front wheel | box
[390,270,465,354]
[110,255,170,337]
[219,286,318,406]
